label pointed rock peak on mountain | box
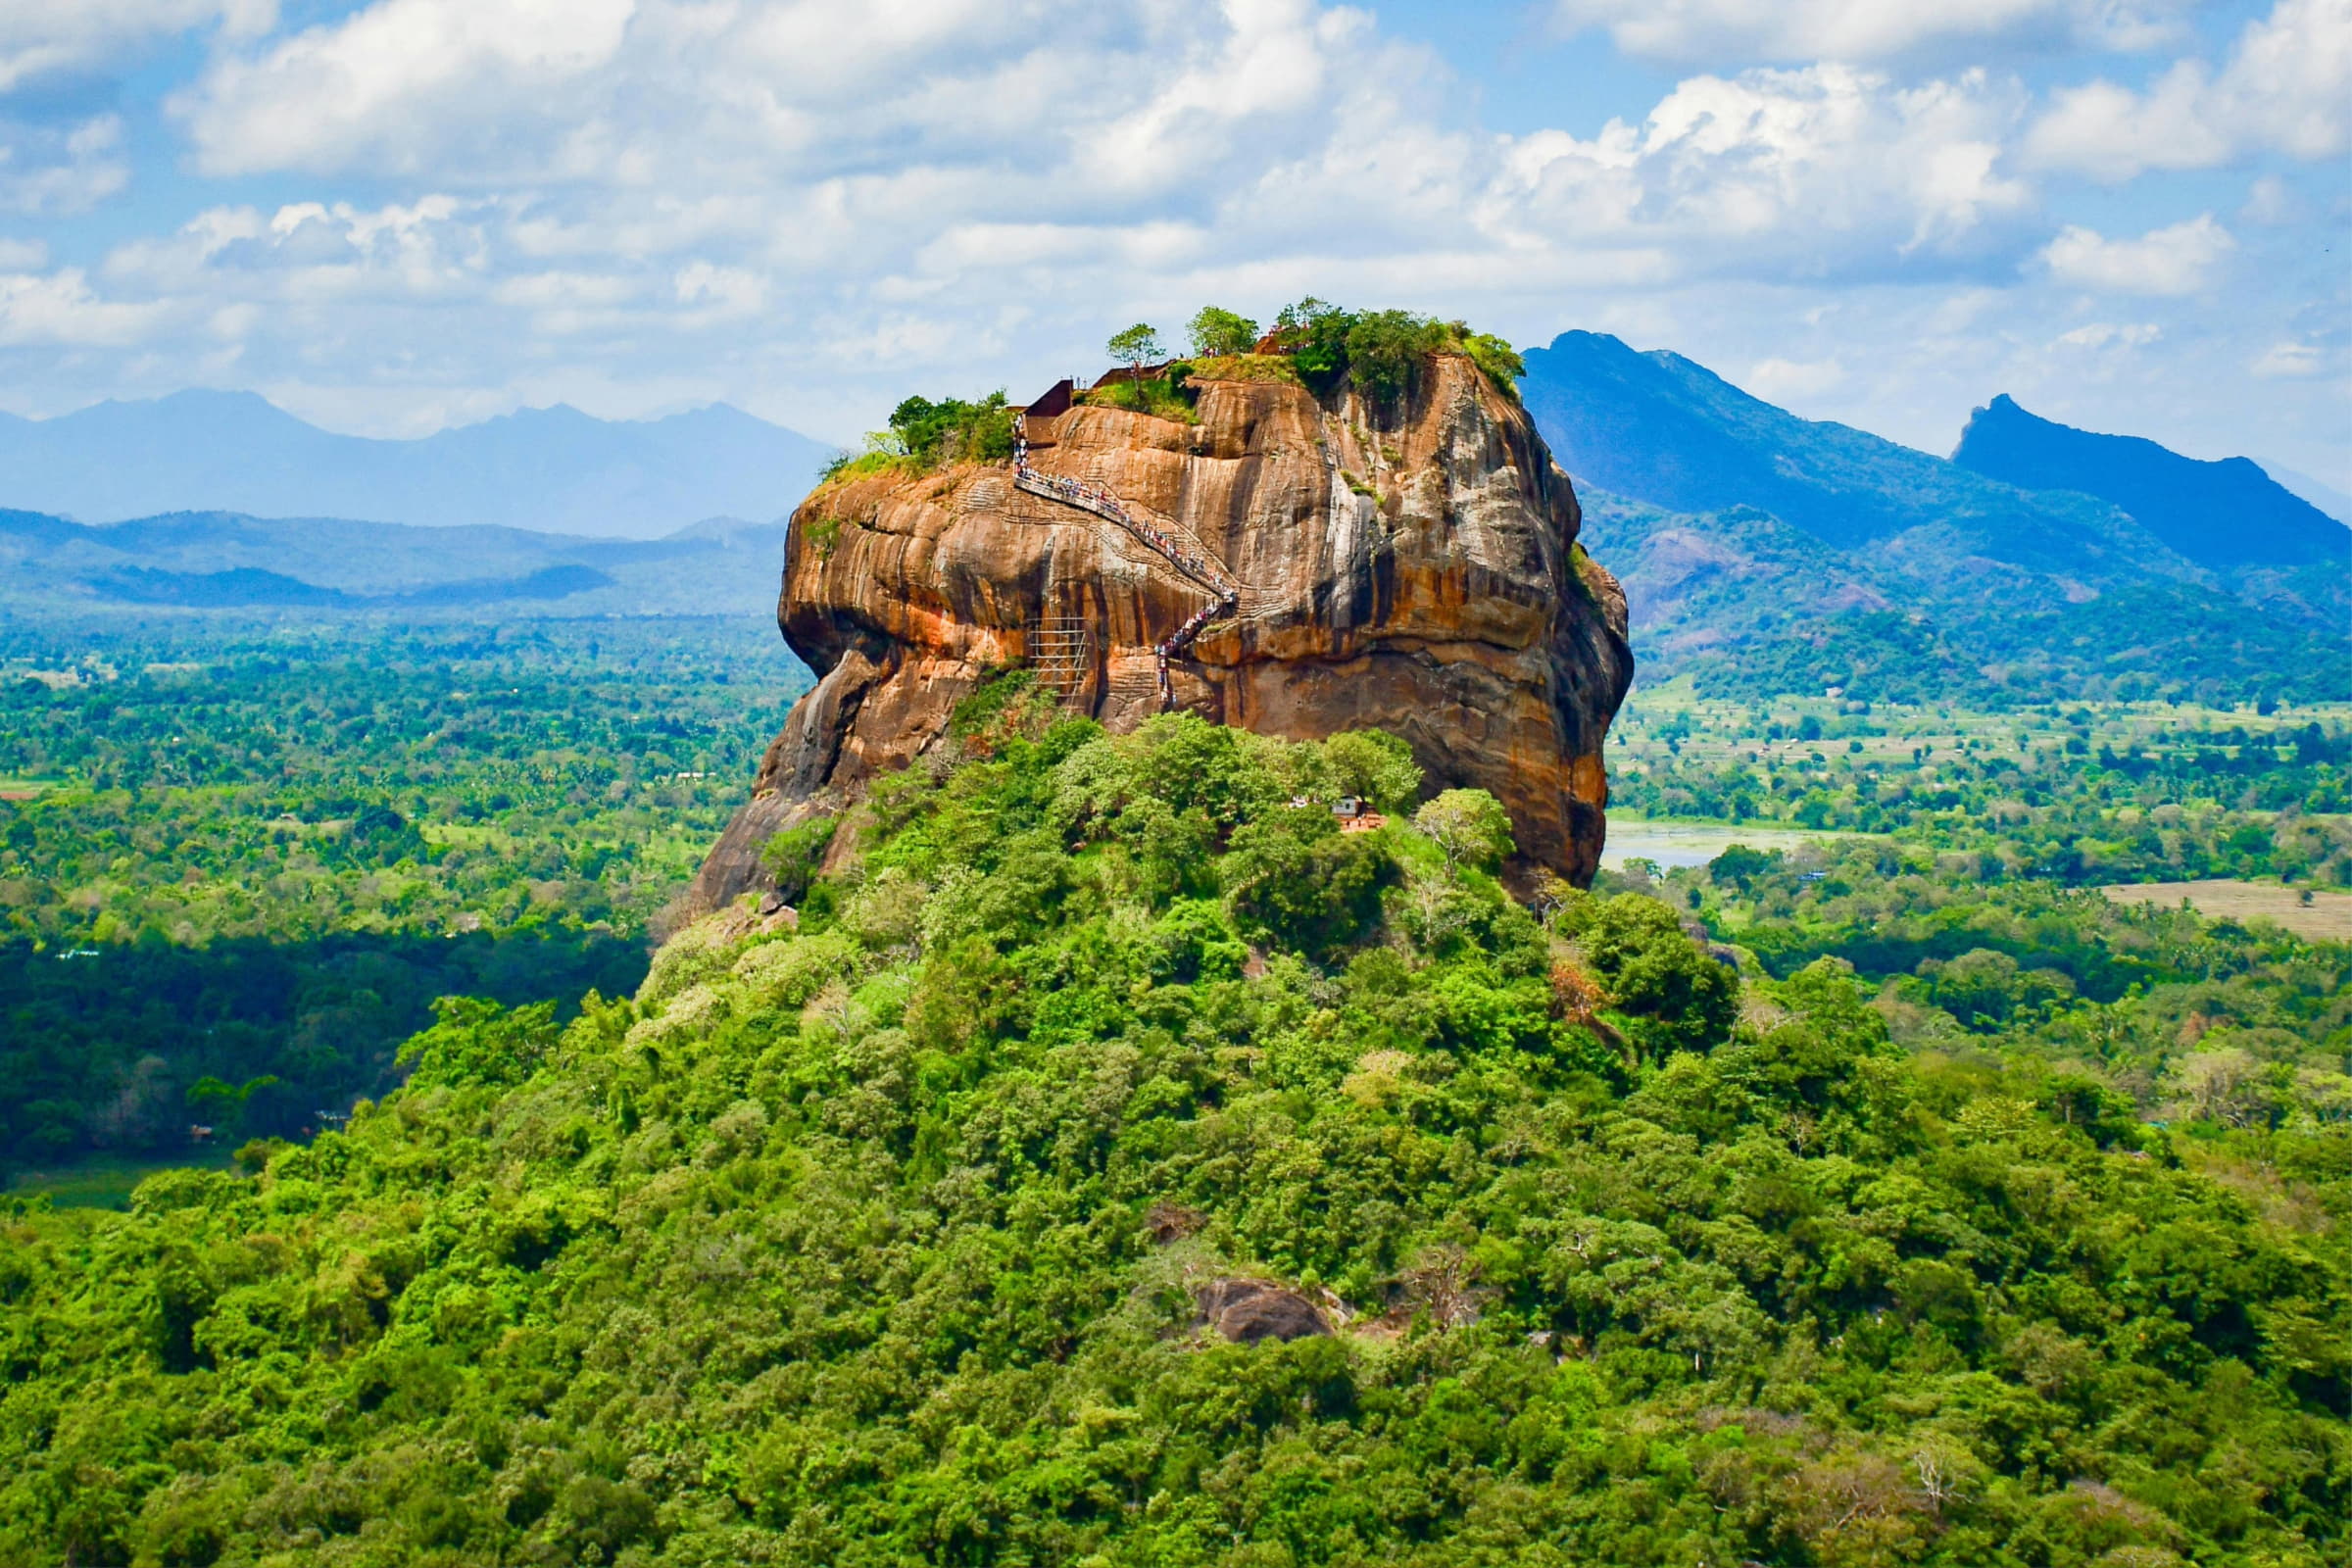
[1953,394,2347,569]
[688,349,1634,913]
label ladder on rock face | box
[1025,617,1091,699]
[1013,428,1244,709]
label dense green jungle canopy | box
[0,616,808,1168]
[2,677,2345,1567]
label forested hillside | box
[4,679,2343,1566]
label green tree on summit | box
[1105,321,1163,379]
[1186,306,1258,357]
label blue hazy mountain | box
[1519,329,2345,704]
[0,391,833,538]
[1951,394,2348,568]
[2258,461,2352,525]
[1517,330,2167,566]
[0,507,795,619]
[1520,329,2346,576]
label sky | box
[0,0,2345,484]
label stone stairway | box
[1103,662,1163,711]
[1232,585,1278,619]
[1013,428,1251,711]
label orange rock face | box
[688,353,1632,911]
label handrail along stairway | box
[1012,421,1240,703]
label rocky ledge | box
[688,352,1631,913]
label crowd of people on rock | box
[1152,592,1241,696]
[1011,424,1242,701]
[1012,429,1234,596]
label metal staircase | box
[1012,427,1243,708]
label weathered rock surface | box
[687,354,1631,912]
[1195,1278,1332,1345]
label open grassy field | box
[7,1151,234,1209]
[2101,879,2352,942]
[1610,675,2352,775]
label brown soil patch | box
[2101,879,2352,943]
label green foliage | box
[1461,330,1526,398]
[815,448,900,484]
[1707,842,1779,889]
[1413,788,1516,870]
[0,616,806,1170]
[1260,299,1522,403]
[1083,365,1198,421]
[892,391,1018,467]
[1343,309,1452,401]
[4,694,2345,1565]
[818,392,1018,482]
[1105,321,1163,373]
[1611,686,2352,887]
[1176,351,1303,387]
[1559,891,1740,1058]
[759,813,837,903]
[1223,810,1392,956]
[1273,295,1350,380]
[1323,727,1423,811]
[1187,305,1259,357]
[395,995,561,1088]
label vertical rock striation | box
[688,353,1632,912]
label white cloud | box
[2252,341,2324,377]
[2054,320,2160,348]
[8,5,2065,439]
[2039,214,2234,294]
[2025,0,2352,179]
[101,196,497,314]
[0,0,2339,489]
[1744,356,1846,401]
[0,0,275,92]
[671,261,765,320]
[1485,66,2034,276]
[160,3,2037,315]
[1544,0,2192,65]
[2238,173,2298,224]
[0,115,131,216]
[176,0,635,176]
[0,268,170,346]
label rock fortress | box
[689,343,1634,914]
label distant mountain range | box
[0,509,794,619]
[1520,330,2347,704]
[1951,394,2346,567]
[0,391,833,538]
[4,346,2341,705]
[2259,462,2352,525]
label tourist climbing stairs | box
[1013,429,1245,707]
[1103,662,1164,710]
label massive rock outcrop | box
[688,353,1631,912]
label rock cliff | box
[688,352,1631,912]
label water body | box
[1601,818,1856,871]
